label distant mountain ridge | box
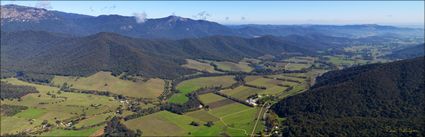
[1,4,423,39]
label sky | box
[1,1,424,26]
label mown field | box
[245,76,286,95]
[168,76,236,104]
[220,86,264,100]
[198,93,227,104]
[40,126,103,136]
[182,59,221,73]
[213,61,253,72]
[51,71,165,98]
[124,111,224,136]
[0,78,121,136]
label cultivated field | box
[51,71,165,98]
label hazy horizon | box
[1,1,424,26]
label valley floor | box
[0,53,392,136]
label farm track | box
[251,102,269,137]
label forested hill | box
[272,57,424,136]
[1,31,315,79]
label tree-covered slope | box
[272,57,424,136]
[1,31,315,79]
[386,43,425,60]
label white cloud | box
[193,11,211,20]
[35,1,52,9]
[133,12,147,23]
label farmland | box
[125,100,260,136]
[0,52,386,136]
[198,93,227,104]
[51,71,165,98]
[40,126,103,136]
[168,76,236,104]
[0,78,121,136]
[124,111,224,136]
[220,86,264,100]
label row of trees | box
[1,81,39,99]
[104,117,142,137]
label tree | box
[42,120,48,125]
[190,121,200,126]
[136,129,143,137]
[205,121,214,127]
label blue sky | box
[1,1,424,25]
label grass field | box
[207,102,261,136]
[285,63,311,70]
[124,101,261,136]
[14,107,46,119]
[221,108,258,136]
[208,102,251,117]
[1,115,42,135]
[124,111,224,136]
[198,93,227,104]
[40,126,103,136]
[74,113,113,128]
[245,76,281,88]
[184,110,220,122]
[213,61,253,72]
[169,76,236,104]
[0,78,121,136]
[268,74,305,83]
[325,55,368,66]
[220,86,264,100]
[182,59,221,73]
[51,71,165,98]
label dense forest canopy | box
[272,57,424,136]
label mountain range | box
[2,4,424,39]
[1,31,323,79]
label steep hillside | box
[272,57,424,136]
